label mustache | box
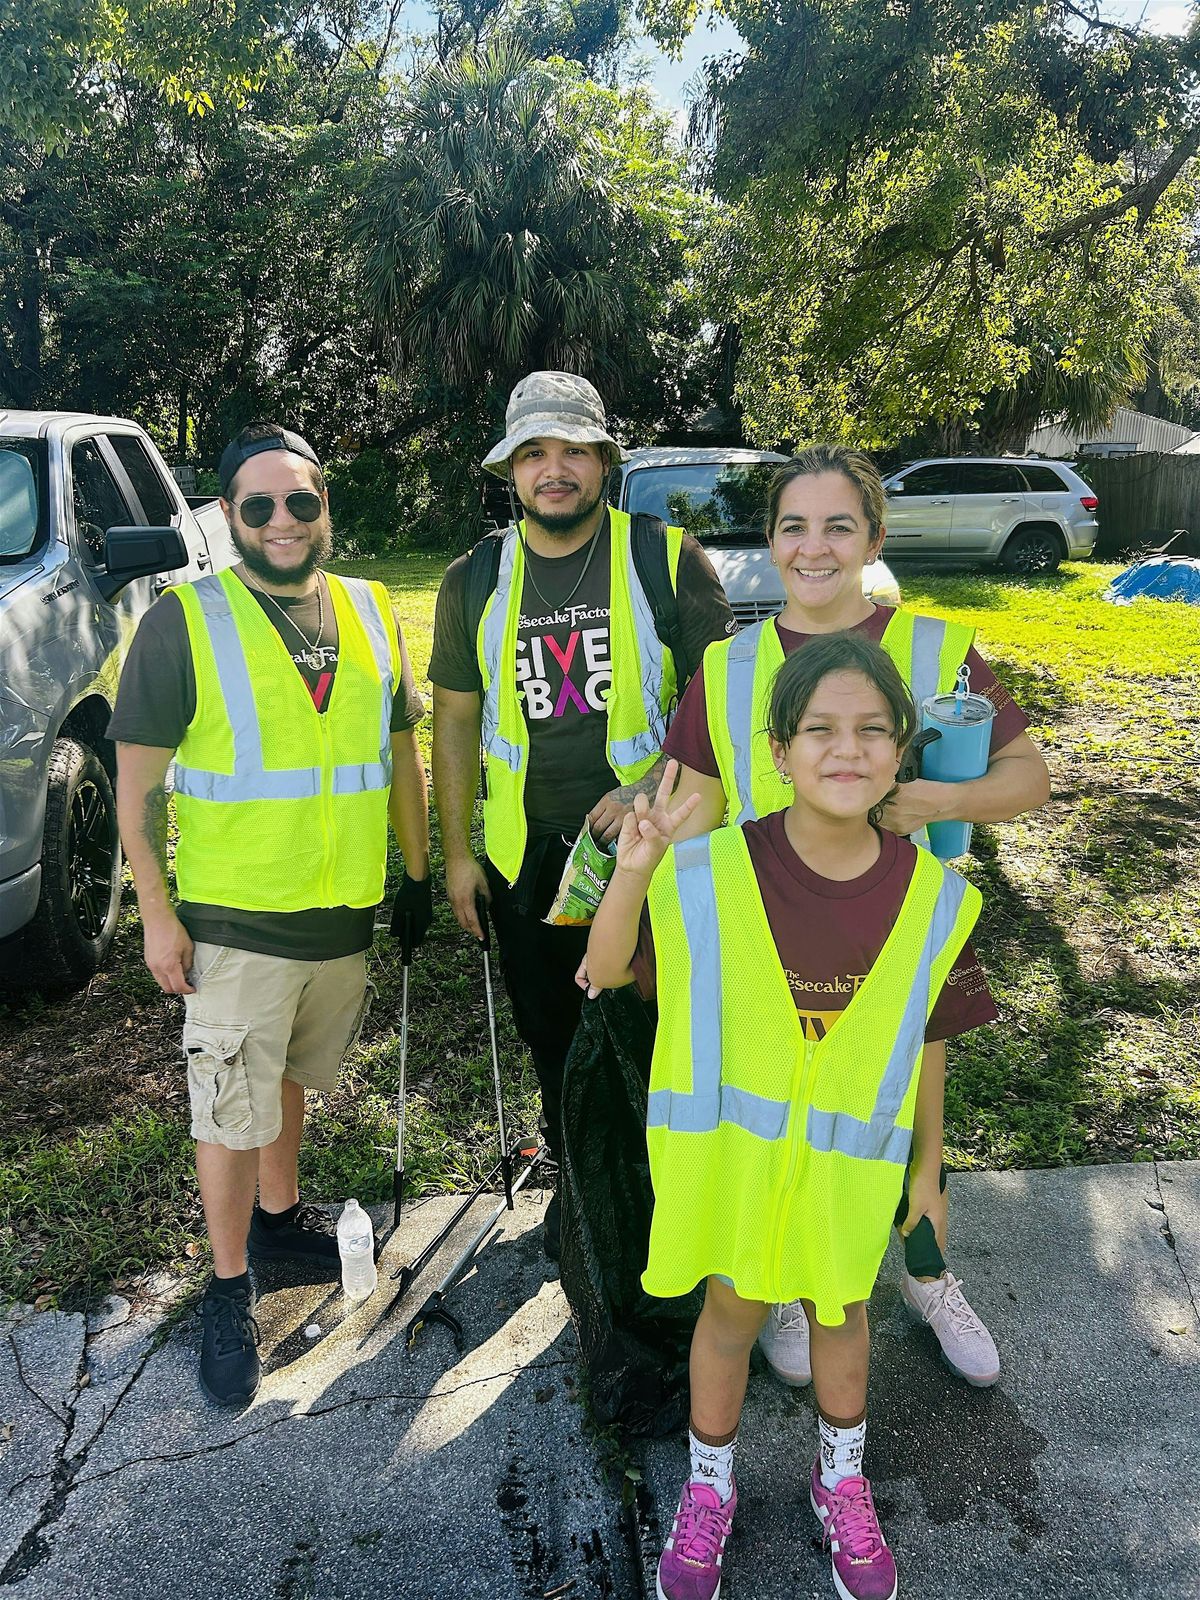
[535,480,579,493]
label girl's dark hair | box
[764,445,887,543]
[767,634,917,823]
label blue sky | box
[404,1,1193,112]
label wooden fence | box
[1083,452,1200,557]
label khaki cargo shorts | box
[182,943,374,1150]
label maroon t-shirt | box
[632,813,997,1044]
[663,607,1029,779]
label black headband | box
[218,429,321,497]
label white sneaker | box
[900,1269,1000,1387]
[757,1300,811,1386]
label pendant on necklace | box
[301,647,325,671]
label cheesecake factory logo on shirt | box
[785,969,869,1042]
[516,614,612,720]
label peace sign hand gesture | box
[613,760,701,881]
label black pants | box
[484,836,589,1165]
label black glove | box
[390,874,433,952]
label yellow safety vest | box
[704,609,977,826]
[171,568,401,912]
[476,509,683,884]
[643,825,981,1324]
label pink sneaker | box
[809,1460,897,1600]
[656,1478,736,1600]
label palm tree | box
[357,40,626,404]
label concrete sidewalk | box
[1,1162,1197,1599]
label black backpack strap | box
[463,528,506,643]
[630,512,690,684]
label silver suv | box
[881,457,1098,573]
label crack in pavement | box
[1,1321,165,1588]
[5,1355,574,1508]
[1154,1162,1199,1327]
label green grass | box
[0,556,1197,1306]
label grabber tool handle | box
[474,892,491,951]
[400,908,414,968]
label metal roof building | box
[1026,406,1199,458]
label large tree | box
[0,13,398,459]
[642,0,1200,448]
[356,40,712,542]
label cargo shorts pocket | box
[341,980,377,1065]
[183,1019,253,1135]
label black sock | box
[257,1200,300,1228]
[210,1270,251,1296]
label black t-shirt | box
[427,514,735,836]
[108,572,425,961]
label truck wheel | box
[999,525,1063,575]
[20,738,123,988]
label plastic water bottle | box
[337,1199,377,1301]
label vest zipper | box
[773,1035,818,1297]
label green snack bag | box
[544,822,617,926]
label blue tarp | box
[1103,556,1200,605]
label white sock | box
[689,1429,736,1503]
[818,1415,867,1489]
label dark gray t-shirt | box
[428,516,735,836]
[108,574,425,961]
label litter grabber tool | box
[476,894,514,1211]
[370,912,414,1256]
[405,1142,547,1354]
[389,911,413,1239]
[356,1140,525,1348]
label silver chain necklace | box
[242,569,327,670]
[518,520,603,612]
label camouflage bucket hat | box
[481,371,629,479]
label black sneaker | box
[247,1202,340,1265]
[543,1192,561,1262]
[200,1281,260,1407]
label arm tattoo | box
[608,755,670,806]
[141,788,169,878]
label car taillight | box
[1080,495,1098,511]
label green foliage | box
[0,0,289,150]
[673,3,1200,448]
[356,42,711,545]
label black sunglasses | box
[231,490,324,529]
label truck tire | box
[17,737,123,988]
[999,524,1063,575]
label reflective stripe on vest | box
[709,609,977,826]
[173,572,396,803]
[476,510,680,882]
[646,830,969,1163]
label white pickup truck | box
[0,412,236,990]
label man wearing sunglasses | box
[110,421,431,1408]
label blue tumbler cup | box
[918,666,996,860]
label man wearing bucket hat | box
[111,420,431,1407]
[430,373,735,1254]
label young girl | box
[586,633,995,1600]
[664,445,1048,1391]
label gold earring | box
[777,768,793,786]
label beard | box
[231,521,333,586]
[520,481,605,537]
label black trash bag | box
[559,985,703,1438]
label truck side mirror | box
[96,525,189,600]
